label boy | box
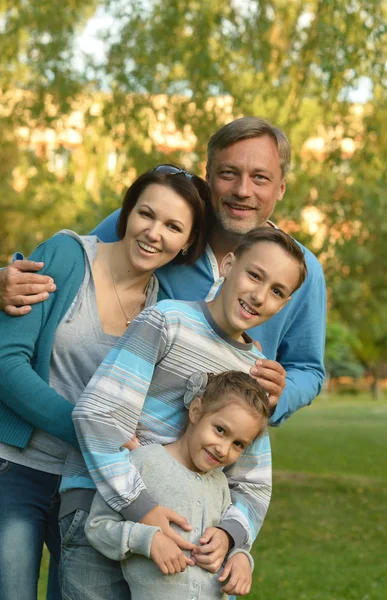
[60,227,307,598]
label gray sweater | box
[86,444,253,600]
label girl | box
[85,370,270,600]
[0,165,211,600]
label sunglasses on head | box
[151,163,194,180]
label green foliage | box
[1,0,387,373]
[324,320,364,379]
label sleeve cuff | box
[121,489,158,522]
[228,548,254,571]
[216,519,246,550]
[128,523,161,558]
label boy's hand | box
[140,505,195,551]
[150,531,194,574]
[192,527,231,573]
[218,552,252,596]
[250,358,286,409]
[0,261,56,315]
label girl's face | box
[123,183,194,273]
[185,397,263,473]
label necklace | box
[109,246,146,326]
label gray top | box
[86,444,253,600]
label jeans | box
[59,509,130,600]
[0,458,62,600]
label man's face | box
[207,136,286,236]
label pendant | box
[126,318,131,326]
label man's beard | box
[215,203,265,237]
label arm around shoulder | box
[271,252,326,425]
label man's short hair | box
[207,116,291,179]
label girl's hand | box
[191,527,230,573]
[150,531,194,574]
[218,552,252,596]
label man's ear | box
[189,397,203,424]
[277,178,286,202]
[220,252,236,278]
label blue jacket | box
[93,210,326,425]
[0,234,85,448]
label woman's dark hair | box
[116,167,214,265]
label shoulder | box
[294,239,325,279]
[30,231,85,265]
[29,231,86,284]
[154,299,201,315]
[130,444,168,470]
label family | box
[0,117,326,600]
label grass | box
[248,393,387,600]
[38,393,387,600]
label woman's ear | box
[189,397,203,424]
[220,252,236,279]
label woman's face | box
[123,183,194,273]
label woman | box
[0,165,211,600]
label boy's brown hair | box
[234,226,308,293]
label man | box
[0,116,326,425]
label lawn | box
[248,394,387,600]
[38,394,387,599]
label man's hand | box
[191,527,231,573]
[218,552,252,596]
[150,531,194,575]
[0,261,56,316]
[140,505,195,551]
[250,358,286,410]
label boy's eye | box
[272,287,285,298]
[248,271,260,280]
[215,426,225,434]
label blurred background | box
[1,1,386,598]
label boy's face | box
[211,240,300,340]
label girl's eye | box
[139,210,152,218]
[248,271,260,280]
[216,426,225,434]
[234,441,244,449]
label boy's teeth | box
[239,299,257,315]
[138,242,159,253]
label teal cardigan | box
[0,234,86,449]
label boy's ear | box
[220,252,236,278]
[276,295,292,314]
[189,397,203,424]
